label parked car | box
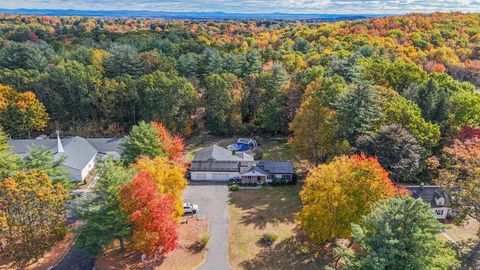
[229,176,241,184]
[183,203,199,214]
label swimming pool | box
[227,143,251,152]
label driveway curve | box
[183,184,232,270]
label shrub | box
[196,234,210,251]
[271,179,288,186]
[239,182,258,187]
[230,184,239,191]
[261,233,278,246]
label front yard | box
[95,217,208,270]
[228,185,332,270]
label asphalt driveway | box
[183,184,232,270]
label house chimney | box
[420,182,425,190]
[56,130,64,153]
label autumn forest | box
[0,11,480,269]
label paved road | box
[184,184,232,270]
[51,247,94,270]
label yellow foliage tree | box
[298,154,405,243]
[0,170,68,267]
[0,84,49,138]
[289,95,349,165]
[133,156,188,218]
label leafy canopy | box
[120,121,164,165]
[70,159,133,256]
[118,171,178,257]
[298,154,403,243]
[0,170,68,267]
[133,156,188,218]
[356,124,423,182]
[340,196,459,270]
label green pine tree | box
[120,121,163,165]
[0,128,19,179]
[336,84,383,144]
[340,196,459,270]
[23,145,73,189]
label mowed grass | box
[260,137,292,161]
[228,186,331,270]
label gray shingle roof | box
[404,185,450,208]
[60,137,98,170]
[8,136,122,171]
[8,139,58,155]
[86,138,123,153]
[193,145,245,162]
[257,161,294,174]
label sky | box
[0,0,479,14]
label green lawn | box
[260,137,292,161]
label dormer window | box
[435,196,445,206]
[434,192,445,206]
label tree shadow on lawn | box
[240,236,332,270]
[459,240,480,269]
[229,186,302,229]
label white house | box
[404,184,454,220]
[8,132,123,182]
[190,145,294,183]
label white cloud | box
[0,0,479,14]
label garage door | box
[212,173,229,181]
[195,173,206,180]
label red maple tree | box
[455,126,480,142]
[118,171,178,258]
[151,121,186,164]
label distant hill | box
[0,9,385,21]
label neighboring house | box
[404,184,454,220]
[190,145,294,183]
[8,133,122,182]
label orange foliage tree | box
[133,156,188,218]
[298,154,406,243]
[151,121,186,164]
[118,171,178,260]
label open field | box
[95,217,208,270]
[228,185,332,270]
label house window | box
[267,175,273,180]
[281,174,291,181]
[435,197,445,206]
[435,209,444,216]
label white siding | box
[432,207,449,220]
[191,171,240,181]
[80,156,96,181]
